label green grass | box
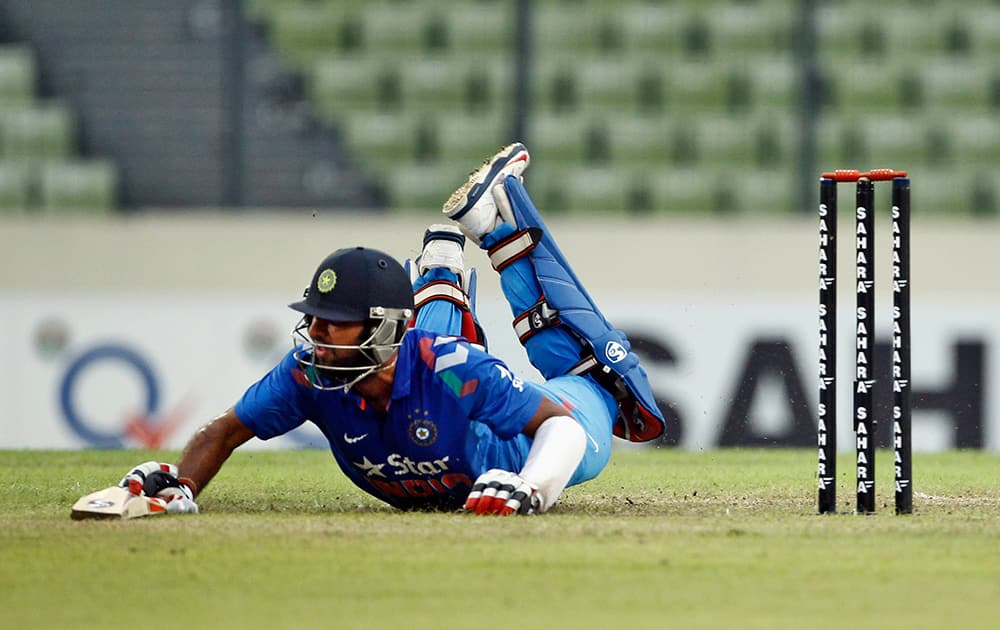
[2,449,998,629]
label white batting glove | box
[119,461,199,514]
[464,469,543,516]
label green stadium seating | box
[310,57,391,116]
[37,160,117,213]
[817,115,922,170]
[534,3,625,55]
[269,4,359,66]
[646,168,718,214]
[727,169,796,215]
[312,56,512,118]
[527,165,631,214]
[921,59,997,111]
[374,161,468,211]
[339,112,421,166]
[533,57,651,113]
[950,116,1000,166]
[435,112,510,165]
[0,46,36,105]
[400,57,512,112]
[0,104,74,161]
[259,1,1000,217]
[528,113,594,164]
[0,161,31,212]
[340,110,508,170]
[967,5,1000,55]
[362,2,442,53]
[706,3,795,59]
[446,3,513,54]
[901,167,1000,217]
[821,60,924,113]
[621,4,685,56]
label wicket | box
[818,169,911,515]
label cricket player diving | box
[120,143,666,516]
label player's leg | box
[443,143,581,378]
[444,144,665,443]
[407,224,486,344]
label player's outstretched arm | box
[465,398,587,515]
[117,408,254,515]
[176,407,255,498]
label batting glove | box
[119,461,199,514]
[464,469,543,516]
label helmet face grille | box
[287,247,414,391]
[290,309,412,392]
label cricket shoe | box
[442,142,530,245]
[417,224,466,281]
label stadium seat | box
[0,161,31,212]
[818,114,926,170]
[375,161,468,212]
[822,61,921,113]
[533,57,654,113]
[400,57,512,113]
[435,112,510,166]
[646,168,718,214]
[534,2,625,55]
[664,62,729,113]
[37,160,117,213]
[268,4,360,66]
[967,5,1000,56]
[817,6,932,60]
[921,59,996,111]
[339,112,422,167]
[527,112,593,164]
[726,169,796,215]
[447,2,514,54]
[603,116,673,165]
[621,4,684,56]
[310,57,393,116]
[0,46,36,105]
[341,110,508,170]
[0,105,74,161]
[707,3,795,60]
[903,167,995,217]
[950,116,1000,167]
[527,165,631,214]
[362,2,443,54]
[697,115,796,168]
[650,167,795,215]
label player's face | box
[307,317,366,367]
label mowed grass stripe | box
[1,449,998,630]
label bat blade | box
[70,486,167,520]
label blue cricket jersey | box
[235,329,551,511]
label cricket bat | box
[70,486,167,520]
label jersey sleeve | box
[233,350,311,440]
[422,335,544,440]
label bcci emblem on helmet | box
[317,269,337,293]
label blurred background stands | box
[1,0,998,216]
[0,43,116,214]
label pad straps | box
[413,280,470,311]
[487,227,542,272]
[512,297,561,343]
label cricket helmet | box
[290,247,414,391]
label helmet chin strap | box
[291,315,408,392]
